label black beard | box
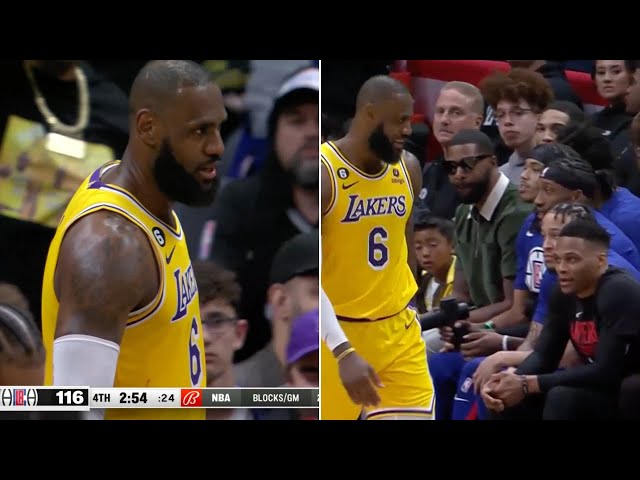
[458,181,489,205]
[153,140,220,207]
[368,123,400,165]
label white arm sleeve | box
[53,334,120,420]
[321,287,348,351]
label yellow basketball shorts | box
[321,307,434,420]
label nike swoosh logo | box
[526,231,534,237]
[165,245,176,264]
[342,182,359,190]
[453,396,470,403]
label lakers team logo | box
[526,247,545,293]
[172,264,198,321]
[337,168,349,179]
[341,194,407,223]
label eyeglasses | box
[202,312,238,331]
[443,154,493,175]
[494,107,534,121]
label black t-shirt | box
[517,267,640,392]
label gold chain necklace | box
[23,62,90,139]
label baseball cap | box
[286,308,319,365]
[269,230,319,285]
[268,66,319,138]
[276,67,319,100]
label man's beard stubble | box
[368,123,400,165]
[153,140,220,207]
[458,180,490,205]
[289,141,319,191]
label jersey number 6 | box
[189,317,203,387]
[368,227,389,269]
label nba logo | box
[393,168,399,177]
[14,389,25,406]
[181,389,202,407]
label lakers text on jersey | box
[321,141,417,320]
[41,161,206,420]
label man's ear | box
[135,109,159,148]
[233,319,249,351]
[598,250,608,270]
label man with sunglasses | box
[427,128,532,419]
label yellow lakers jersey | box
[321,141,417,320]
[42,161,205,420]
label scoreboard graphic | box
[0,387,319,411]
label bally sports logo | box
[181,389,202,407]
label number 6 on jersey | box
[368,227,389,269]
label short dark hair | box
[414,215,455,243]
[129,60,214,114]
[0,303,44,365]
[528,142,581,167]
[557,120,618,201]
[559,218,610,250]
[448,129,495,154]
[192,261,241,311]
[549,202,596,224]
[557,121,613,172]
[545,100,586,123]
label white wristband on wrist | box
[502,335,510,351]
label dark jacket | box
[591,101,633,145]
[417,155,460,220]
[209,150,317,361]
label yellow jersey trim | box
[321,154,337,216]
[327,141,389,179]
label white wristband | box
[502,335,510,351]
[321,287,348,351]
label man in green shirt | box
[427,129,532,420]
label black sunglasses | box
[443,154,493,175]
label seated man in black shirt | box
[483,219,640,419]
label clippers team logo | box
[181,389,202,407]
[337,168,349,179]
[460,377,473,394]
[1,388,38,407]
[526,247,545,293]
